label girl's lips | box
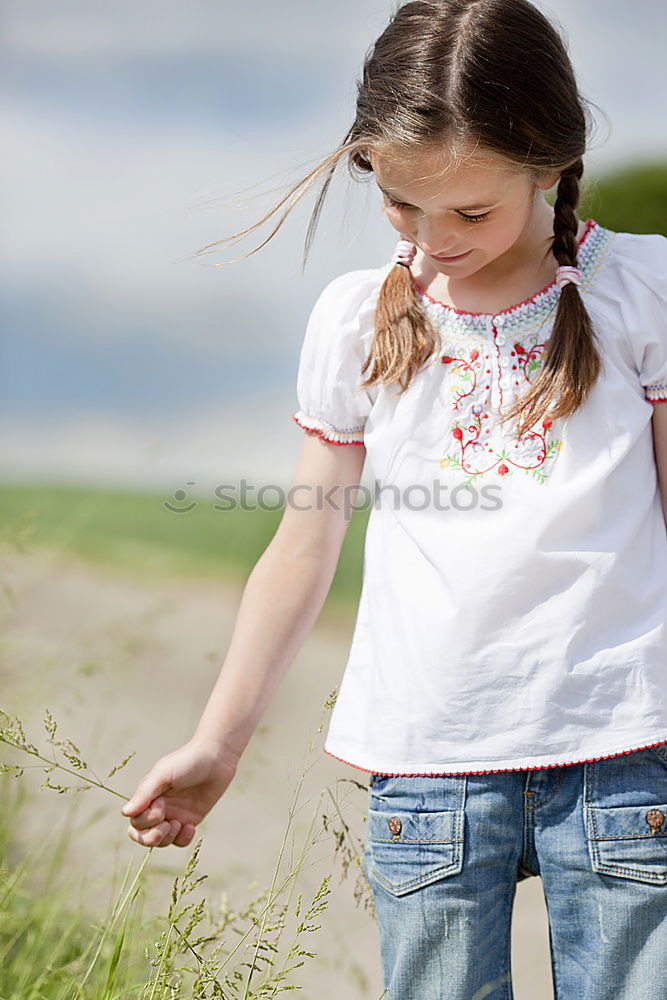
[431,249,472,262]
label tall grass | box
[0,705,387,999]
[0,485,388,996]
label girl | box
[121,1,667,996]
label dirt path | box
[1,546,555,998]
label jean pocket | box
[584,749,667,886]
[364,775,466,897]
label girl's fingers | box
[155,820,182,848]
[126,799,166,830]
[122,774,172,816]
[127,821,170,847]
[129,796,169,830]
[173,823,197,848]
[126,820,183,849]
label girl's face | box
[370,144,559,276]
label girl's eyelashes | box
[460,211,490,223]
[384,195,413,210]
[383,194,490,223]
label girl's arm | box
[122,432,367,848]
[651,404,667,529]
[192,431,367,764]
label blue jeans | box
[363,742,667,999]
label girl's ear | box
[535,169,561,191]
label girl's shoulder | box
[311,265,389,315]
[606,226,667,266]
[594,226,667,309]
[589,227,667,398]
[303,265,390,356]
[294,267,389,442]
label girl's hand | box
[120,737,239,848]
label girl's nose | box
[415,222,457,257]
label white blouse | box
[292,218,667,775]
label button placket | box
[493,315,515,393]
[486,316,500,412]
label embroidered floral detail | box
[440,349,482,409]
[441,408,563,485]
[513,339,546,379]
[415,220,617,487]
[437,326,565,484]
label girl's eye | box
[384,196,490,224]
[385,195,413,210]
[460,211,490,223]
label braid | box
[552,160,583,267]
[361,259,440,392]
[497,157,602,441]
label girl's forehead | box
[369,144,523,192]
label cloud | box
[3,0,667,487]
[4,0,385,59]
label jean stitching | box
[588,827,667,842]
[545,904,561,1000]
[589,862,666,884]
[521,772,537,876]
[503,877,516,1000]
[373,863,462,894]
[584,759,597,807]
[370,836,462,844]
[524,767,566,810]
[455,774,466,850]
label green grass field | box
[0,775,156,999]
[0,481,368,618]
[0,481,379,997]
[0,744,373,1000]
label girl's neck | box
[412,207,585,316]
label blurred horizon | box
[3,0,667,493]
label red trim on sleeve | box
[292,413,365,445]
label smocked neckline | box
[412,217,598,320]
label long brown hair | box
[196,0,603,439]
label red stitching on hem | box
[324,735,667,776]
[292,413,365,445]
[412,218,596,316]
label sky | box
[2,0,666,495]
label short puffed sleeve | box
[292,268,383,444]
[613,232,667,403]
